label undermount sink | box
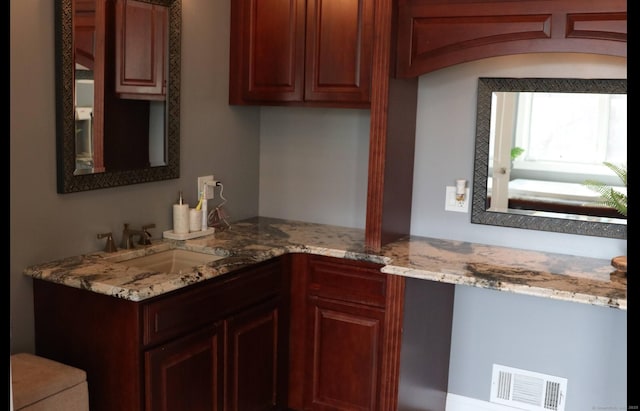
[119,249,224,273]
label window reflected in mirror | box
[471,77,626,239]
[488,90,627,221]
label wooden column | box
[365,0,419,251]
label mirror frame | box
[471,77,627,239]
[55,0,181,193]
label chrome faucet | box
[120,224,147,250]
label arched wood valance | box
[395,0,627,78]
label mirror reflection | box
[57,0,180,193]
[471,78,627,239]
[488,90,627,220]
[74,0,168,175]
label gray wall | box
[259,107,371,228]
[450,286,626,410]
[414,55,627,409]
[411,53,626,258]
[11,0,627,408]
[258,54,627,409]
[10,0,261,353]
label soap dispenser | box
[173,191,189,234]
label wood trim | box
[396,0,627,78]
[91,0,106,172]
[366,0,419,252]
[566,12,627,42]
[287,254,309,409]
[378,274,405,411]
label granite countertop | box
[23,216,627,309]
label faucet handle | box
[139,223,156,245]
[97,232,118,253]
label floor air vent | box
[490,364,567,411]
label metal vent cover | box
[490,364,567,411]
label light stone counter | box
[23,216,626,309]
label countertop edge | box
[23,218,626,310]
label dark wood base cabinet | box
[33,258,289,411]
[288,254,409,411]
[145,298,283,411]
[33,253,454,411]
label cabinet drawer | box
[143,259,282,347]
[307,255,386,307]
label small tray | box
[163,228,215,240]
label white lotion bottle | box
[173,191,189,234]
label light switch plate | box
[445,186,470,213]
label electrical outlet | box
[444,186,470,212]
[198,175,215,200]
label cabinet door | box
[229,0,306,103]
[304,296,385,411]
[304,0,374,104]
[115,0,167,99]
[145,324,224,411]
[226,298,288,411]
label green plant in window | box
[510,147,525,161]
[583,162,627,217]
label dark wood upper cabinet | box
[115,0,168,99]
[229,0,374,108]
[395,0,627,78]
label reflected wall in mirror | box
[471,77,627,239]
[56,0,181,193]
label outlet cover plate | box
[445,186,470,212]
[198,175,215,200]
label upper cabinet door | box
[115,0,167,99]
[229,0,373,107]
[230,0,306,104]
[304,0,374,104]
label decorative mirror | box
[471,77,627,239]
[55,0,181,193]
